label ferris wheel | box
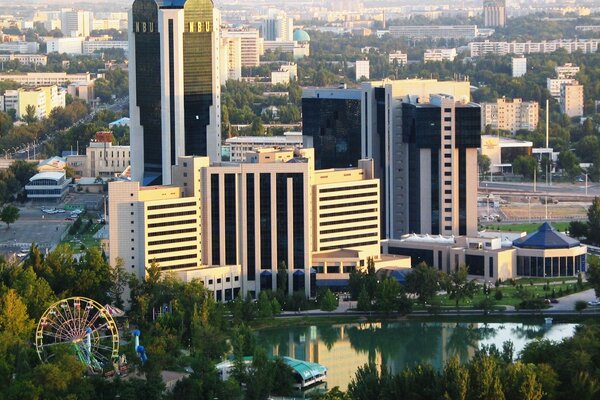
[35,297,120,372]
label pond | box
[255,320,577,390]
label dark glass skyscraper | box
[129,0,220,185]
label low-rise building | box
[46,37,84,55]
[469,39,600,57]
[555,63,580,79]
[271,63,297,85]
[82,40,128,55]
[225,132,303,162]
[382,222,587,280]
[85,139,130,178]
[479,135,533,174]
[0,41,39,53]
[0,54,47,66]
[67,81,95,103]
[388,51,407,65]
[0,72,91,86]
[25,171,71,202]
[423,48,457,63]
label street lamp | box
[527,196,531,223]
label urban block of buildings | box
[423,48,457,63]
[0,54,47,66]
[224,132,303,162]
[480,98,539,133]
[560,81,584,118]
[0,85,65,120]
[389,25,479,40]
[388,51,407,65]
[469,39,600,57]
[483,0,506,28]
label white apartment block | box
[470,39,600,57]
[481,98,539,133]
[86,141,131,178]
[60,10,91,37]
[220,36,242,85]
[46,37,84,55]
[547,78,575,97]
[1,90,18,112]
[271,63,297,85]
[0,72,91,86]
[512,56,527,77]
[221,29,262,67]
[0,42,39,54]
[355,60,369,80]
[225,132,303,162]
[82,40,128,55]
[389,25,478,39]
[423,48,457,63]
[0,54,47,66]
[560,81,584,118]
[388,51,407,65]
[555,63,580,79]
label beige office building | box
[0,72,91,86]
[480,98,539,133]
[221,28,262,67]
[109,148,409,300]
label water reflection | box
[256,321,577,389]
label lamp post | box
[527,196,531,223]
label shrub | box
[494,289,503,300]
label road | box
[481,181,600,197]
[549,288,597,311]
[7,96,128,161]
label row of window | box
[148,244,197,255]
[146,210,197,219]
[147,219,197,228]
[151,253,198,263]
[320,224,378,235]
[320,231,378,243]
[319,200,378,210]
[320,207,378,219]
[320,215,378,227]
[148,236,197,247]
[320,191,378,202]
[147,201,197,211]
[148,227,197,237]
[319,183,378,194]
[320,240,379,251]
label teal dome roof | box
[293,29,310,42]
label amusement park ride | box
[35,296,147,376]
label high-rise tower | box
[483,0,506,28]
[129,0,221,185]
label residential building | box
[82,40,128,55]
[85,139,131,178]
[271,63,297,85]
[555,63,580,79]
[0,41,39,53]
[0,54,47,66]
[220,36,242,85]
[355,60,369,80]
[225,132,303,162]
[60,9,91,37]
[0,72,91,86]
[480,135,533,174]
[560,81,584,118]
[480,98,539,133]
[512,56,526,77]
[7,85,66,119]
[389,25,478,40]
[263,40,310,59]
[388,51,407,65]
[1,90,18,112]
[221,28,262,67]
[129,0,221,186]
[547,78,575,97]
[108,149,407,299]
[469,39,600,57]
[483,0,506,28]
[25,171,71,202]
[67,81,95,103]
[46,37,84,54]
[423,48,457,63]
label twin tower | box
[129,0,221,185]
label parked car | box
[550,298,559,304]
[587,300,600,306]
[65,217,74,221]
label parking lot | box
[0,191,105,259]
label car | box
[16,251,28,258]
[69,213,79,218]
[55,209,65,213]
[71,209,83,214]
[550,298,559,304]
[65,217,74,221]
[587,300,600,306]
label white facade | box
[82,40,128,55]
[355,60,370,80]
[0,72,91,86]
[470,39,600,57]
[226,132,303,162]
[556,63,580,79]
[262,13,293,41]
[423,48,457,63]
[512,56,527,77]
[46,37,84,55]
[481,98,539,133]
[388,51,407,65]
[389,25,478,39]
[0,54,47,66]
[547,78,575,97]
[86,141,131,178]
[0,42,39,54]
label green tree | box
[587,255,600,298]
[356,287,371,311]
[569,220,589,239]
[109,257,130,309]
[257,291,273,318]
[468,355,505,400]
[0,204,19,229]
[23,104,37,124]
[587,197,600,245]
[374,277,400,313]
[0,111,12,136]
[512,155,538,179]
[442,356,469,400]
[442,265,478,310]
[405,262,439,305]
[250,117,265,135]
[575,300,588,313]
[558,149,581,180]
[319,289,338,311]
[348,363,385,400]
[478,154,491,179]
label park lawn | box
[436,282,588,308]
[62,221,104,252]
[482,222,570,234]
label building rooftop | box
[512,222,580,249]
[29,171,66,181]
